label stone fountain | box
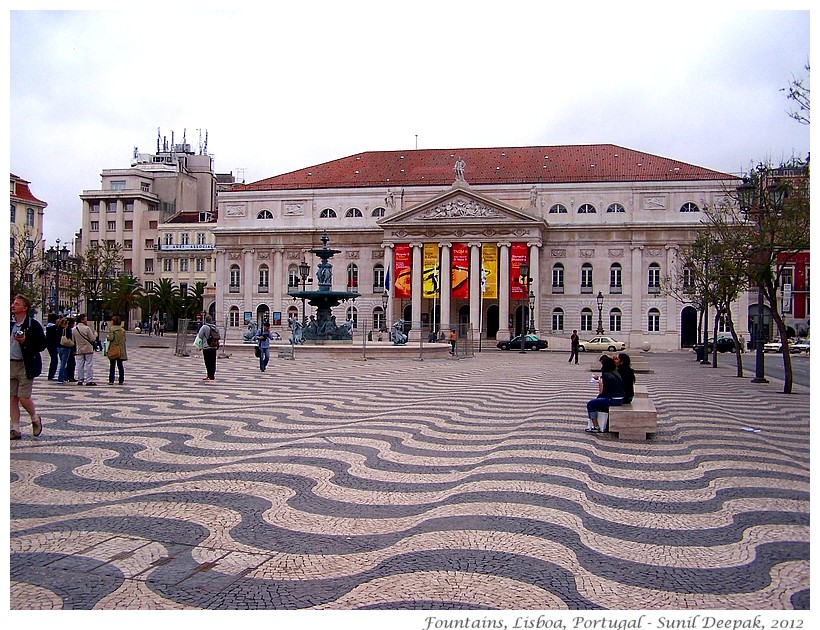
[288,231,360,341]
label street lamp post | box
[519,263,530,353]
[596,291,605,335]
[46,239,70,316]
[381,290,389,333]
[527,290,536,334]
[737,166,785,384]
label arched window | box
[552,263,564,293]
[346,305,358,329]
[580,308,593,332]
[345,208,363,218]
[609,308,622,332]
[581,263,593,293]
[683,267,695,292]
[347,263,359,289]
[373,306,386,332]
[680,202,700,213]
[229,306,240,327]
[320,208,337,218]
[258,264,269,291]
[373,264,385,290]
[287,305,299,321]
[552,308,564,332]
[648,263,661,293]
[229,265,240,292]
[648,308,661,332]
[609,263,622,292]
[26,207,36,226]
[371,207,386,218]
[257,209,273,219]
[548,203,568,214]
[577,203,597,214]
[606,203,626,213]
[10,204,16,222]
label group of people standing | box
[11,294,130,440]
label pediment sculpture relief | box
[420,198,505,220]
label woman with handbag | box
[56,317,76,384]
[105,315,127,385]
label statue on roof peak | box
[454,157,466,183]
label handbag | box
[254,346,261,358]
[60,329,75,348]
[107,344,122,360]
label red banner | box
[393,244,412,298]
[510,243,529,300]
[451,243,470,299]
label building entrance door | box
[680,306,697,348]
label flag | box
[384,267,390,292]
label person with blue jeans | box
[585,355,625,433]
[257,323,273,372]
[56,318,75,384]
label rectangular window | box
[149,221,158,229]
[107,200,117,212]
[124,240,132,250]
[648,312,660,332]
[107,221,116,230]
[196,258,205,272]
[180,258,189,272]
[124,201,134,213]
[140,182,150,192]
[609,312,622,332]
[90,221,99,231]
[124,220,133,230]
[144,281,154,292]
[179,282,188,296]
[163,258,173,272]
[196,232,206,245]
[144,259,153,273]
[181,233,190,246]
[145,239,154,249]
[229,310,240,327]
[581,312,592,332]
[110,181,126,190]
[89,202,100,213]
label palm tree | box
[182,282,207,319]
[102,274,143,328]
[149,278,182,327]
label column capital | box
[497,241,512,249]
[467,241,483,249]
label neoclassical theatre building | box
[214,145,746,351]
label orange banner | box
[451,243,469,299]
[394,244,412,298]
[510,243,528,300]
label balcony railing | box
[648,285,661,294]
[580,286,593,294]
[258,284,269,293]
[228,284,240,293]
[552,285,564,294]
[609,285,622,294]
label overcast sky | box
[8,3,811,247]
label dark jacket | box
[45,321,62,350]
[12,315,47,379]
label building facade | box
[79,132,219,323]
[10,172,47,304]
[214,145,749,351]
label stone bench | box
[607,397,657,440]
[633,384,649,398]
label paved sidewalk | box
[10,342,810,610]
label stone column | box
[439,242,452,333]
[630,245,644,339]
[497,242,512,342]
[243,248,255,321]
[410,242,423,341]
[665,245,678,338]
[382,243,394,326]
[272,248,284,325]
[214,248,226,324]
[469,242,482,337]
[528,242,541,334]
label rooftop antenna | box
[157,127,161,153]
[236,167,246,183]
[203,130,208,155]
[182,128,187,148]
[415,134,418,149]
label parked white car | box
[578,336,626,352]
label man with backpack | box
[196,315,220,381]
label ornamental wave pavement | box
[10,341,810,610]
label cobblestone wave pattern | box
[10,349,809,610]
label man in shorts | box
[11,294,47,440]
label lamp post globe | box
[596,291,605,335]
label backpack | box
[207,325,221,348]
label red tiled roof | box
[10,173,47,205]
[236,145,733,192]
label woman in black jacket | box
[585,355,625,433]
[616,353,636,404]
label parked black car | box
[706,335,738,353]
[497,335,548,351]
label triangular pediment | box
[380,185,543,226]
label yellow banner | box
[481,244,498,299]
[422,243,440,298]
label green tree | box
[102,274,144,328]
[182,281,207,319]
[146,278,182,324]
[10,225,40,305]
[75,241,123,329]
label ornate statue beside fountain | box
[287,231,360,342]
[391,319,408,345]
[288,315,305,345]
[242,319,259,343]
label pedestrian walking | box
[74,313,98,386]
[45,312,60,380]
[585,355,625,433]
[56,317,75,384]
[11,294,46,440]
[106,316,127,385]
[196,316,220,381]
[256,323,273,372]
[568,329,580,364]
[448,329,457,355]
